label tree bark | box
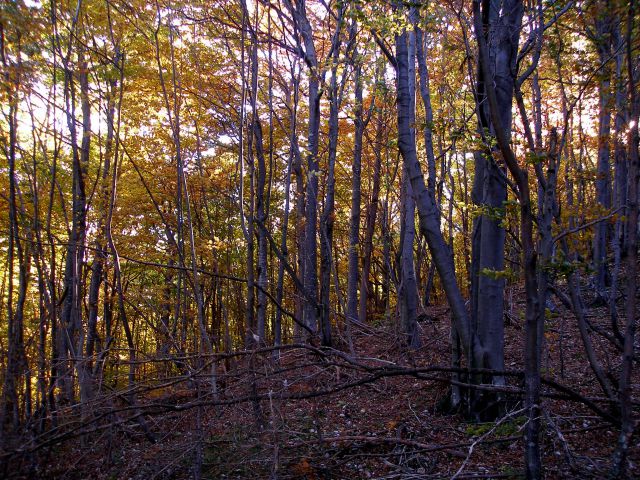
[394,20,479,363]
[471,0,522,413]
[286,0,321,335]
[473,1,541,475]
[359,89,384,323]
[319,7,346,347]
[86,75,117,361]
[346,37,364,331]
[611,2,639,473]
[60,47,93,405]
[275,62,300,350]
[592,1,614,293]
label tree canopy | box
[0,0,639,478]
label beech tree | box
[0,0,638,478]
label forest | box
[0,0,639,478]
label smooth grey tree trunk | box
[286,0,321,334]
[275,64,300,349]
[319,26,343,347]
[254,117,268,342]
[294,124,306,339]
[470,0,523,416]
[473,1,541,475]
[164,19,216,394]
[592,4,613,294]
[611,4,639,472]
[610,20,627,340]
[2,68,29,432]
[396,28,421,349]
[399,165,421,349]
[60,49,93,405]
[415,22,437,199]
[286,0,345,339]
[394,24,479,363]
[346,42,364,329]
[237,3,254,346]
[87,77,117,361]
[246,15,269,342]
[319,5,347,347]
[359,94,384,323]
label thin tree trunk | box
[2,58,28,432]
[399,164,421,349]
[86,76,117,361]
[319,8,345,347]
[275,62,300,350]
[611,2,639,472]
[236,3,255,346]
[610,19,627,341]
[394,18,479,364]
[359,90,384,323]
[346,33,364,329]
[397,27,420,349]
[592,2,613,294]
[246,3,269,343]
[284,0,322,335]
[169,18,217,394]
[61,46,93,405]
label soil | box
[7,285,640,479]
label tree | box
[392,0,481,370]
[470,0,523,416]
[1,1,638,477]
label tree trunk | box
[359,93,384,323]
[319,8,345,347]
[290,0,322,335]
[592,2,614,293]
[610,19,627,340]
[2,67,28,432]
[396,27,421,349]
[471,0,521,414]
[346,39,364,330]
[60,48,93,405]
[86,76,117,361]
[611,3,639,472]
[394,21,479,364]
[399,165,421,349]
[275,63,300,349]
[472,1,540,475]
[247,7,269,343]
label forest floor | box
[8,285,640,479]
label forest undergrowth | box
[3,277,638,480]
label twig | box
[451,407,526,479]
